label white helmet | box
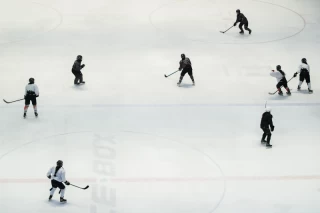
[265,107,272,112]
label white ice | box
[0,0,320,212]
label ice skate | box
[286,90,291,96]
[60,197,67,203]
[278,91,283,96]
[266,144,272,148]
[297,86,301,91]
[308,89,313,93]
[35,112,38,117]
[80,81,85,84]
[192,82,195,86]
[248,29,252,34]
[177,82,181,87]
[239,30,244,34]
[23,112,26,118]
[48,195,52,201]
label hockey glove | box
[47,175,51,179]
[65,181,70,185]
[233,23,236,26]
[271,126,275,132]
[293,72,298,78]
[81,64,85,68]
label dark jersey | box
[72,60,82,73]
[260,112,274,128]
[235,13,248,24]
[179,57,192,71]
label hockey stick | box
[268,76,294,95]
[3,98,24,104]
[164,70,179,78]
[70,184,89,190]
[220,25,233,33]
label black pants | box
[179,65,194,83]
[261,127,272,144]
[51,179,65,189]
[239,21,250,31]
[300,71,310,83]
[276,79,288,89]
[72,71,83,84]
[25,96,37,105]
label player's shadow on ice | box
[47,200,85,208]
[268,95,291,100]
[71,85,87,91]
[226,33,251,40]
[47,200,67,207]
[178,84,194,88]
[291,90,310,94]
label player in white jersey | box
[24,78,39,118]
[47,160,70,203]
[293,58,313,93]
[270,65,291,96]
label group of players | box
[23,55,85,118]
[18,9,313,202]
[260,57,313,148]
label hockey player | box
[72,55,86,85]
[177,54,195,86]
[293,58,313,93]
[260,107,274,148]
[47,160,70,203]
[270,65,291,96]
[24,78,39,118]
[234,9,252,34]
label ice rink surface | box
[0,0,320,212]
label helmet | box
[236,9,240,13]
[29,78,35,84]
[276,65,281,71]
[57,160,63,167]
[181,53,185,58]
[265,107,272,112]
[302,58,307,63]
[77,55,83,60]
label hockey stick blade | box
[70,183,89,190]
[3,99,9,103]
[164,70,179,78]
[220,26,233,34]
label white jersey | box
[270,71,284,83]
[25,84,39,96]
[297,63,310,73]
[47,166,66,182]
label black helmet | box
[181,53,185,59]
[302,58,307,63]
[236,9,240,13]
[276,65,281,71]
[77,55,83,60]
[57,160,63,167]
[29,78,35,84]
